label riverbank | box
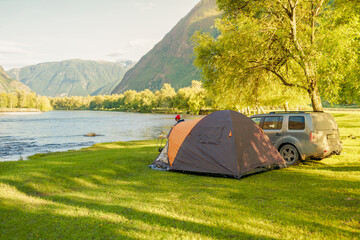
[0,111,177,162]
[0,108,42,114]
[0,112,359,239]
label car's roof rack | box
[268,111,324,114]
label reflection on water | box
[0,111,180,161]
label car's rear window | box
[289,116,305,130]
[312,113,338,130]
[263,116,283,130]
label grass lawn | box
[0,112,359,239]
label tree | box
[102,95,120,109]
[16,91,29,108]
[316,0,360,104]
[194,0,360,111]
[7,93,18,109]
[38,96,53,111]
[187,81,208,114]
[89,96,105,110]
[123,90,139,111]
[155,83,176,109]
[138,89,155,112]
[27,92,38,109]
[0,92,8,108]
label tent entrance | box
[149,142,171,171]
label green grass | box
[0,113,359,239]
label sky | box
[0,0,200,70]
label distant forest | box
[51,81,212,114]
[0,80,356,115]
[50,80,311,114]
[0,91,52,111]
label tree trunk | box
[283,101,289,112]
[308,86,323,112]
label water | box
[0,111,177,161]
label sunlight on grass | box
[53,205,129,223]
[285,168,360,181]
[0,183,49,207]
[0,111,359,239]
[84,141,159,151]
[0,183,130,225]
[72,177,100,188]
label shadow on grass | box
[40,195,277,240]
[316,166,360,172]
[226,170,360,237]
[0,205,137,240]
[1,140,359,239]
[298,160,327,166]
[297,159,360,172]
[7,165,358,239]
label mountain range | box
[0,65,31,93]
[7,59,134,97]
[111,0,220,94]
[5,0,219,97]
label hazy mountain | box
[0,65,32,93]
[7,59,134,97]
[111,0,220,94]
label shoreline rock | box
[85,132,97,137]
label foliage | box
[155,84,177,109]
[316,0,360,104]
[0,112,359,239]
[174,81,208,114]
[193,0,360,111]
[51,82,215,114]
[0,91,52,111]
[51,81,310,114]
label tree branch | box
[267,68,308,90]
[314,0,325,17]
[276,0,292,18]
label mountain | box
[111,0,220,94]
[0,65,32,93]
[7,59,134,97]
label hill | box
[111,0,220,94]
[7,59,134,97]
[0,65,32,93]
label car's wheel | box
[279,144,300,166]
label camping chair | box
[156,131,167,152]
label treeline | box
[1,81,312,114]
[51,81,309,114]
[0,91,52,111]
[51,81,211,114]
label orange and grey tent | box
[150,110,286,178]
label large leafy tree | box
[194,0,360,111]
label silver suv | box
[250,112,342,165]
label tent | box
[150,110,286,178]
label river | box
[0,111,179,161]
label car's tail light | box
[310,132,318,143]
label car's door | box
[262,116,284,146]
[286,115,307,142]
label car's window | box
[251,117,262,126]
[263,116,283,130]
[289,116,305,130]
[311,113,338,130]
